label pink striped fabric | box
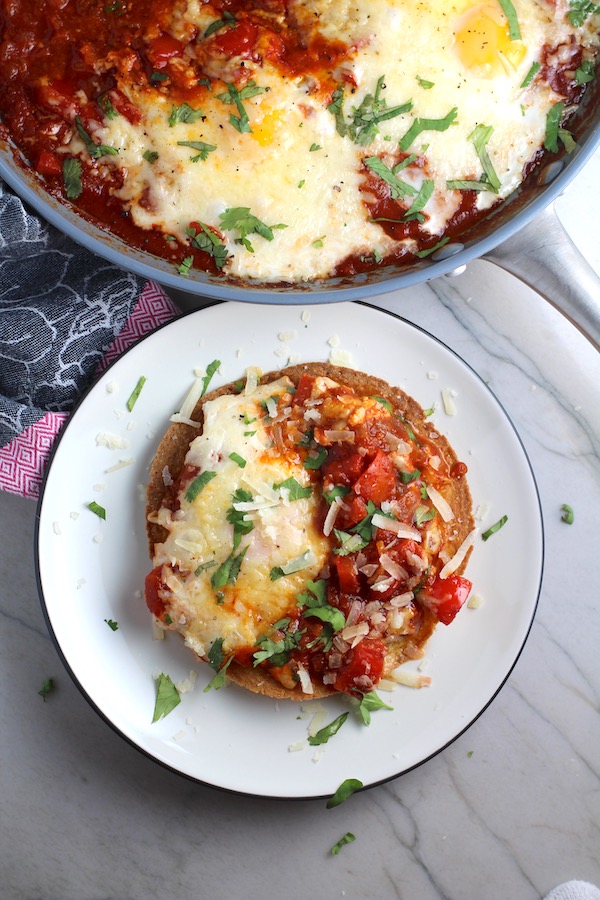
[0,282,178,500]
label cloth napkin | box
[545,883,600,900]
[0,179,179,500]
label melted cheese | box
[82,0,600,281]
[153,378,330,656]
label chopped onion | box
[426,484,454,522]
[439,528,477,578]
[371,514,422,541]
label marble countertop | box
[2,147,599,900]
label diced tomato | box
[335,492,367,529]
[391,481,422,522]
[36,83,79,120]
[293,373,316,407]
[323,451,365,486]
[333,555,360,594]
[333,638,386,694]
[211,19,259,59]
[145,566,168,618]
[353,449,395,505]
[148,33,184,67]
[419,573,472,625]
[35,150,62,176]
[107,89,141,125]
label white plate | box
[36,301,543,798]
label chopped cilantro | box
[62,158,82,200]
[87,500,106,520]
[178,255,194,277]
[152,673,181,722]
[126,375,146,411]
[38,677,55,702]
[104,618,119,631]
[326,777,363,808]
[481,514,508,540]
[177,140,217,162]
[219,207,287,252]
[75,116,118,159]
[188,223,229,270]
[331,832,356,855]
[204,10,236,37]
[169,103,204,126]
[358,691,393,725]
[185,470,217,503]
[398,107,457,152]
[308,712,349,745]
[560,503,574,524]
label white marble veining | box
[1,147,599,900]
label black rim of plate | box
[34,299,545,801]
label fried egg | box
[89,0,599,279]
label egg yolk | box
[454,3,526,76]
[252,108,284,146]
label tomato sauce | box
[0,0,592,281]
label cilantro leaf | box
[217,81,268,133]
[75,116,118,159]
[498,0,521,40]
[38,677,55,702]
[398,107,458,152]
[326,778,363,808]
[204,637,233,691]
[303,446,328,469]
[481,514,508,540]
[303,605,346,632]
[152,673,181,722]
[199,357,219,396]
[296,579,328,609]
[324,485,350,505]
[185,470,217,503]
[468,124,501,192]
[204,10,236,37]
[62,158,82,199]
[328,77,412,145]
[560,503,575,524]
[568,0,600,26]
[308,712,349,745]
[177,140,217,162]
[189,223,229,269]
[87,500,106,520]
[104,618,119,631]
[169,103,204,126]
[126,375,146,411]
[364,157,418,201]
[358,691,393,725]
[544,101,564,153]
[210,544,249,591]
[331,832,356,855]
[274,476,312,500]
[218,207,287,252]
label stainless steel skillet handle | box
[482,203,600,352]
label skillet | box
[0,57,599,348]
